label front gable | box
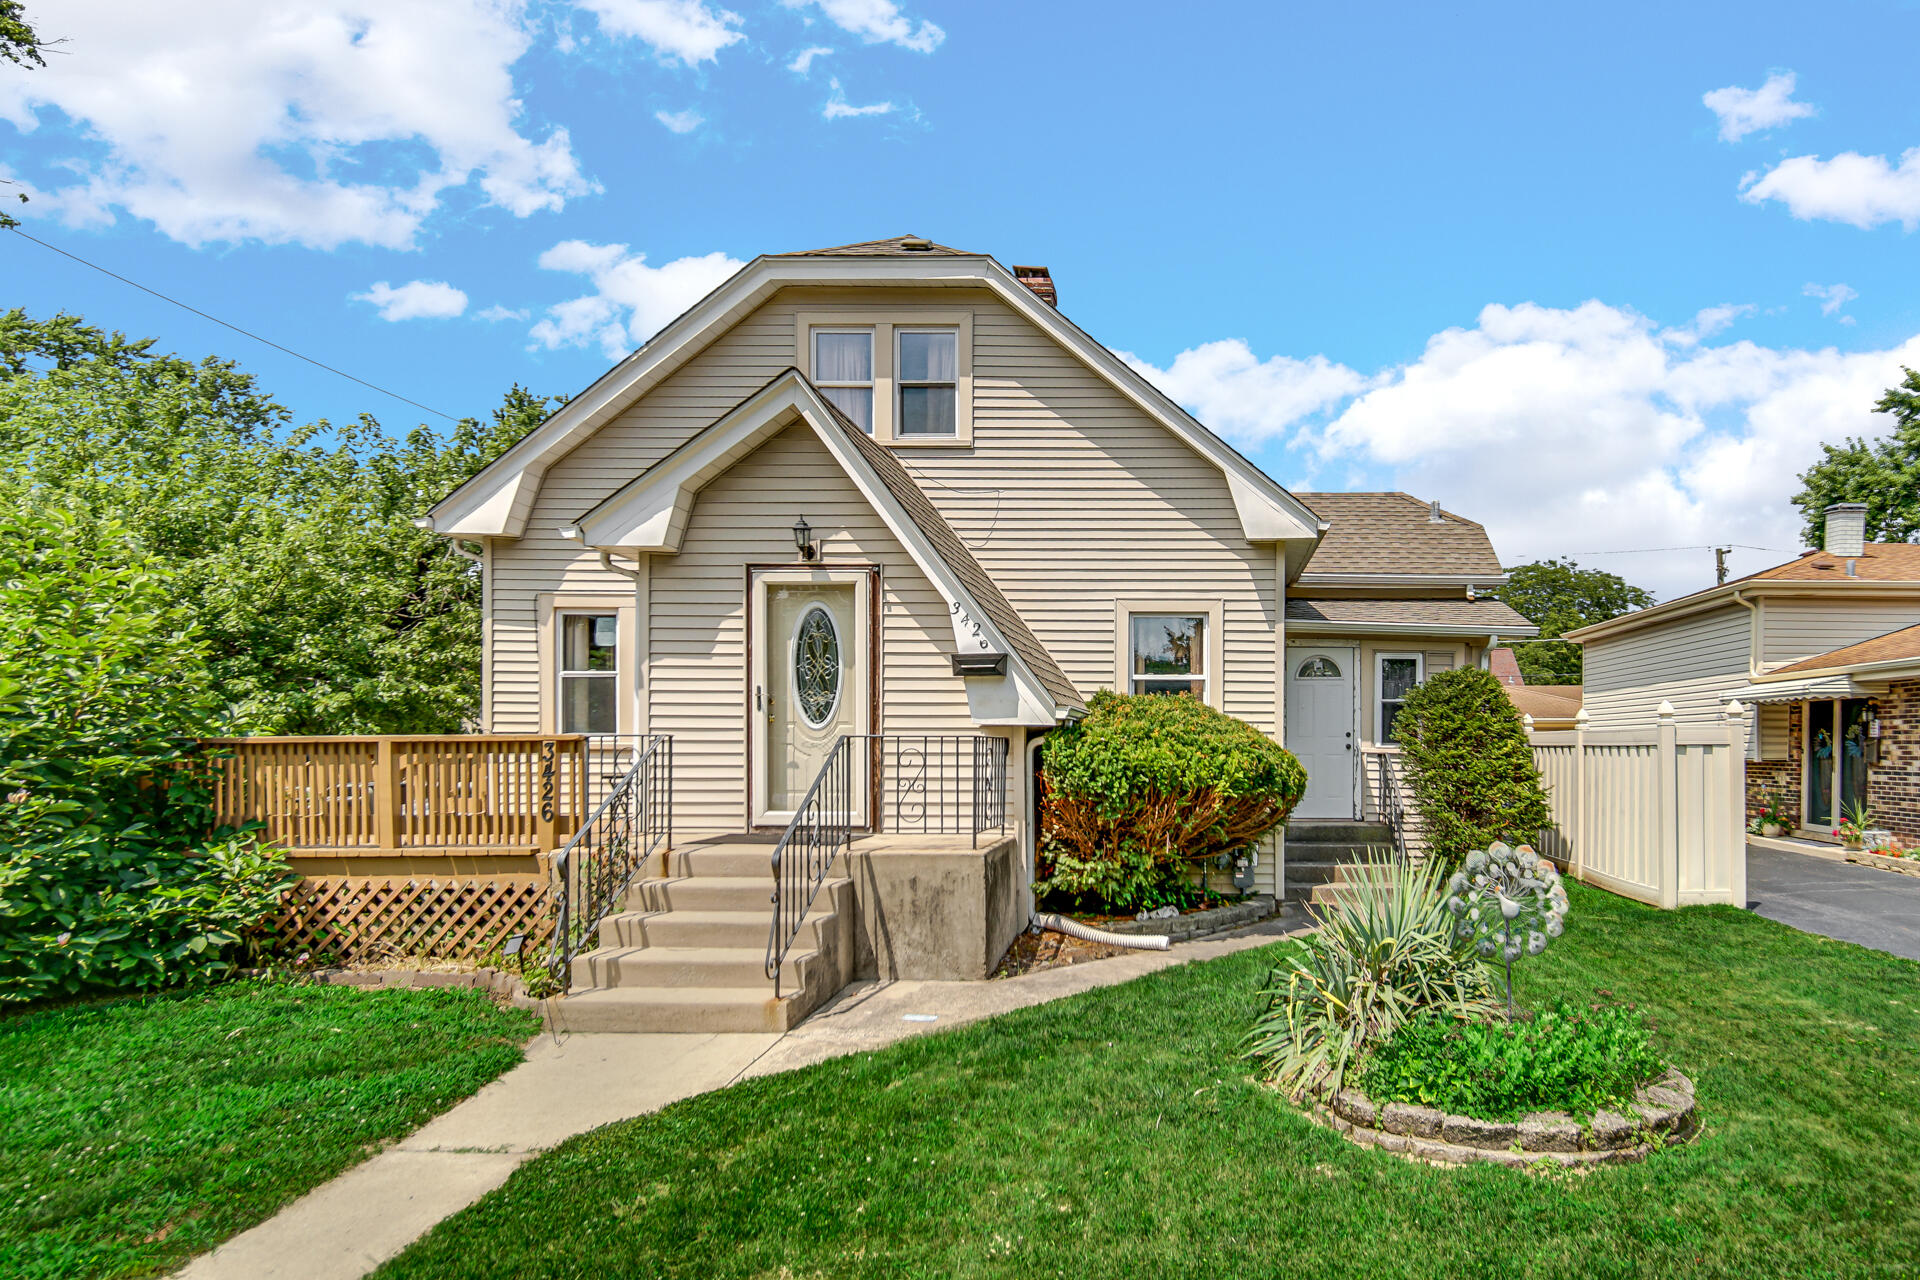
[426,245,1324,572]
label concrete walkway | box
[175,910,1307,1280]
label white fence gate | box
[1529,700,1748,909]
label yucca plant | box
[1245,853,1498,1096]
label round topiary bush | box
[1035,691,1306,913]
[1393,667,1552,865]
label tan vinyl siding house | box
[1582,603,1752,729]
[430,235,1534,918]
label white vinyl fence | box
[1528,700,1748,909]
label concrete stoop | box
[548,838,857,1034]
[1285,820,1395,901]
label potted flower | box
[1839,799,1872,850]
[1753,793,1789,839]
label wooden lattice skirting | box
[270,875,553,964]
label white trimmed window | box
[895,328,958,437]
[1129,614,1208,699]
[559,613,619,733]
[811,329,874,433]
[1377,652,1424,743]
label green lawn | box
[377,885,1920,1280]
[1,981,537,1280]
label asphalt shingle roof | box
[1767,620,1920,677]
[771,235,975,258]
[1294,492,1506,577]
[1286,597,1537,631]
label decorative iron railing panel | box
[550,734,673,985]
[765,733,1009,997]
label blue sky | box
[6,0,1920,600]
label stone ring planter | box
[1301,1068,1698,1168]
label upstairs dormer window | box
[812,328,873,432]
[896,328,958,437]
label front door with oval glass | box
[750,570,871,825]
[1285,646,1356,819]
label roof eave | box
[1569,578,1920,645]
[1286,619,1542,638]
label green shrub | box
[1245,855,1498,1094]
[1357,999,1665,1120]
[1036,691,1306,913]
[0,510,295,1003]
[1393,667,1553,863]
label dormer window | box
[896,329,958,437]
[812,329,873,433]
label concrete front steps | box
[1307,861,1399,909]
[549,837,856,1034]
[1285,820,1396,901]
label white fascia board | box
[429,253,1323,552]
[1286,619,1543,638]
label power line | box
[7,227,459,422]
[1554,542,1792,556]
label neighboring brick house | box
[1568,503,1920,842]
[1745,624,1920,842]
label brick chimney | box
[1824,502,1867,558]
[1012,265,1056,307]
[1489,647,1524,687]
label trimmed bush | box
[1358,998,1665,1120]
[1036,691,1305,913]
[1393,667,1552,864]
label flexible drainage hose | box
[1031,912,1171,951]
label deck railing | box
[204,734,589,853]
[550,735,674,985]
[765,733,1008,997]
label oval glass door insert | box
[794,604,842,727]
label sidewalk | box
[175,910,1306,1280]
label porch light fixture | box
[792,515,816,561]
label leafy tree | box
[0,310,551,733]
[1793,366,1920,549]
[1393,667,1553,865]
[1496,558,1654,683]
[0,0,48,68]
[0,509,294,1002]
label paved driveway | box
[1746,844,1920,962]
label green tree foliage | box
[0,0,47,68]
[1496,558,1654,683]
[0,310,551,732]
[0,511,294,1002]
[1393,668,1553,864]
[1036,691,1306,912]
[1793,366,1920,549]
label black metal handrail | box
[549,733,672,986]
[765,733,1009,997]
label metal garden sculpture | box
[1445,841,1569,1018]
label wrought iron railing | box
[764,733,1009,997]
[549,734,672,986]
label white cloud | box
[1137,302,1920,601]
[355,279,469,321]
[1742,148,1920,229]
[1661,303,1754,348]
[572,0,744,65]
[822,76,894,119]
[531,240,744,359]
[783,0,943,52]
[1805,282,1859,323]
[654,108,705,134]
[1119,340,1369,444]
[1703,72,1815,142]
[787,45,834,74]
[477,303,530,322]
[0,0,596,249]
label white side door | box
[1285,646,1356,820]
[750,569,871,826]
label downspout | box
[1728,588,1761,679]
[598,551,643,580]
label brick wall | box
[1868,680,1920,842]
[1746,701,1801,828]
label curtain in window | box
[898,330,957,381]
[814,331,872,382]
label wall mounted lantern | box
[792,515,816,561]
